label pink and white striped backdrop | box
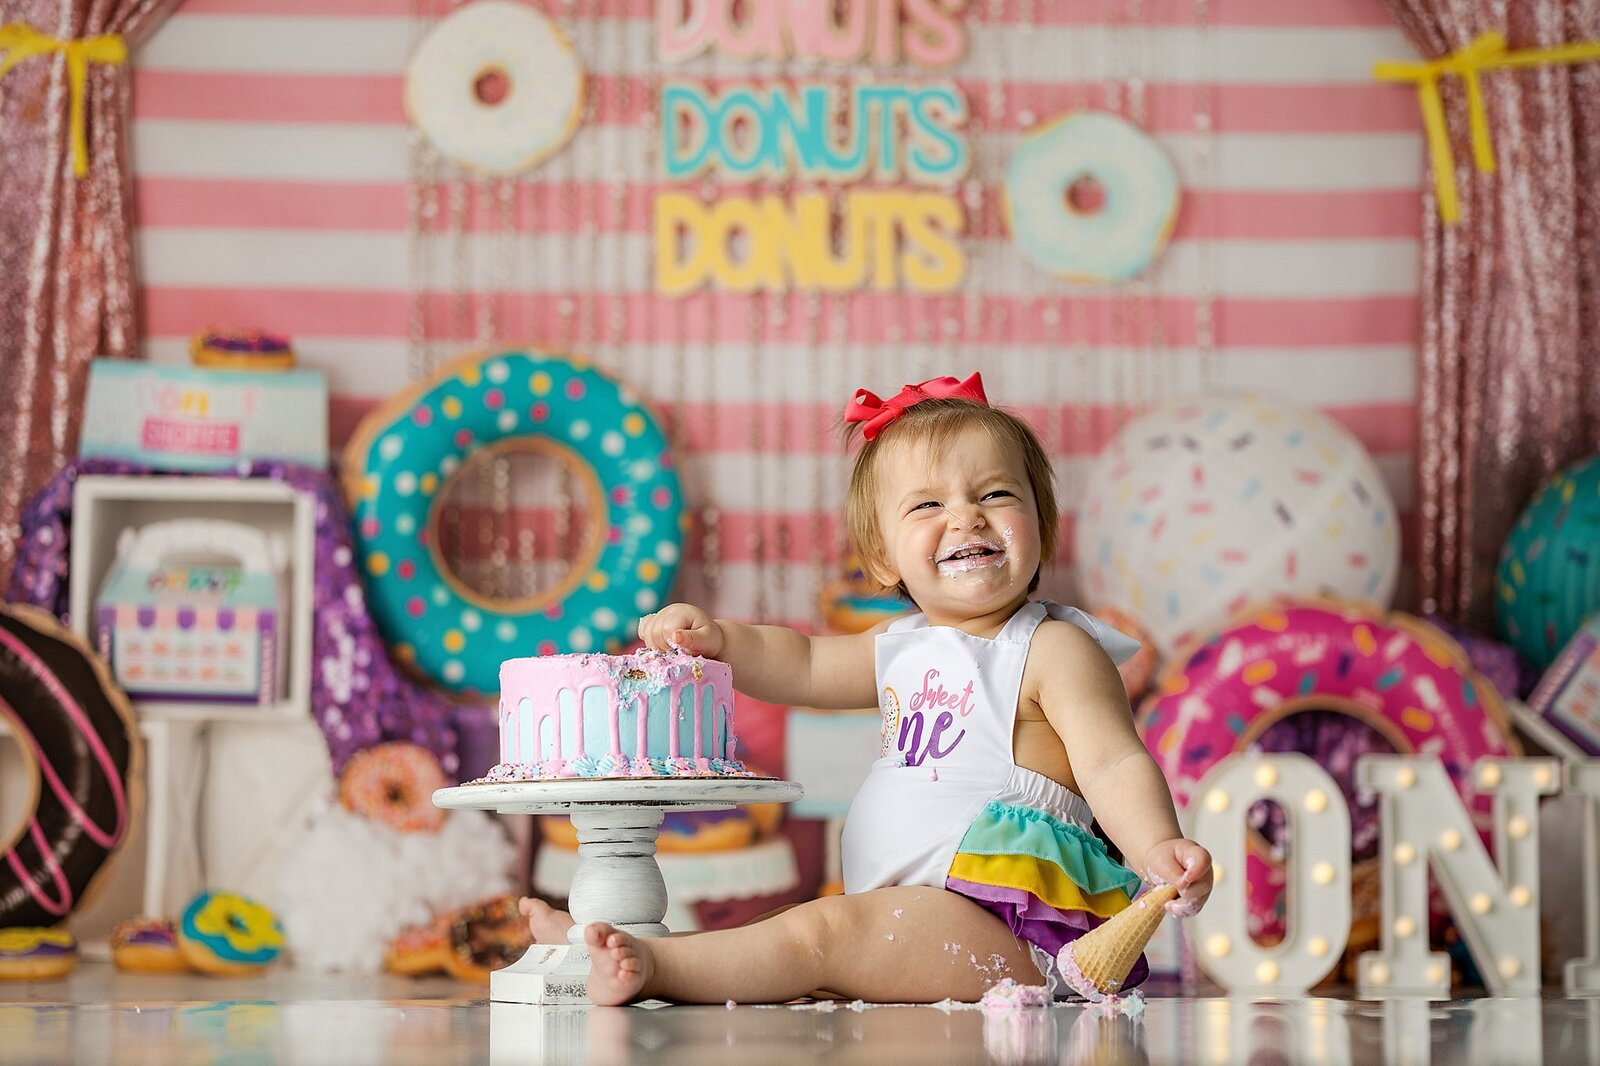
[130,0,1426,629]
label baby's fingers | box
[669,625,720,657]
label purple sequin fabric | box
[6,458,458,777]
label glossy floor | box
[2,967,1597,1064]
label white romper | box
[839,600,1148,993]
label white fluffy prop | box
[271,798,519,973]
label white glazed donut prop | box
[404,0,585,176]
[1075,395,1400,658]
[1003,110,1179,283]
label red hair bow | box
[845,373,988,441]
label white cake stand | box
[434,776,804,1004]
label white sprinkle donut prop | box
[1003,110,1179,283]
[0,605,140,929]
[404,0,584,176]
[0,928,78,981]
[1137,600,1518,944]
[344,350,683,695]
[1076,395,1400,658]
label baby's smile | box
[935,539,1007,576]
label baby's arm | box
[1034,622,1213,913]
[638,605,884,709]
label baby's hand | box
[1142,838,1213,918]
[637,604,724,659]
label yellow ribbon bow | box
[1376,31,1600,224]
[0,21,128,178]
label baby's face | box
[872,425,1043,625]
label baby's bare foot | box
[584,922,653,1006]
[518,896,576,943]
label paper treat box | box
[1527,614,1600,755]
[79,359,328,471]
[96,519,288,704]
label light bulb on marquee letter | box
[1356,755,1559,999]
[1186,753,1352,995]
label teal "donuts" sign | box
[343,350,683,695]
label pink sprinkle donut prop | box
[338,742,449,834]
[0,927,79,981]
[1137,599,1519,948]
[0,605,140,929]
[1076,395,1401,658]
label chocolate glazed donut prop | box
[0,604,142,928]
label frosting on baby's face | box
[871,425,1043,633]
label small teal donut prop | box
[1496,453,1600,672]
[343,350,683,694]
[1003,110,1179,284]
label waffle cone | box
[1067,885,1177,996]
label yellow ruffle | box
[949,851,1135,918]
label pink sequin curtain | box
[0,0,181,584]
[1378,0,1600,630]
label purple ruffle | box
[945,876,1150,992]
[6,458,458,777]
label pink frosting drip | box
[498,651,735,771]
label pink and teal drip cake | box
[478,650,753,781]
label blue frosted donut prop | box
[178,890,284,976]
[1003,110,1179,284]
[343,350,683,695]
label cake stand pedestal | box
[433,777,804,1005]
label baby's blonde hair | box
[844,398,1059,597]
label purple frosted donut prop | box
[0,605,141,928]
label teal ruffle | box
[953,800,1141,897]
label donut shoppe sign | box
[653,0,971,294]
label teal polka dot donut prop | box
[1496,453,1600,672]
[343,350,683,695]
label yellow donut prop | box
[404,0,585,176]
[1003,110,1179,283]
[177,891,285,977]
[0,928,78,981]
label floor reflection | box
[488,995,1595,1066]
[2,968,1599,1066]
